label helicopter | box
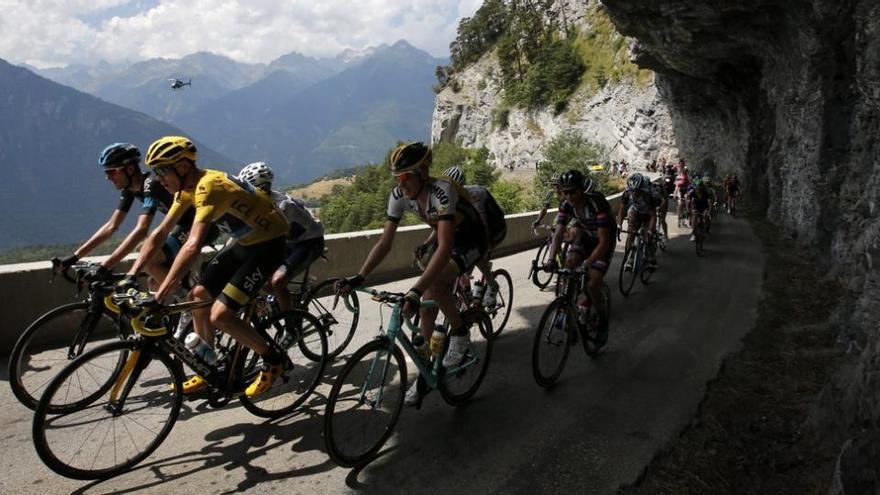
[169,78,191,90]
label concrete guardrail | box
[0,192,623,355]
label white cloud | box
[0,0,484,68]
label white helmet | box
[239,162,273,191]
[442,166,465,186]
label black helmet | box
[99,143,140,169]
[389,142,431,174]
[558,169,585,189]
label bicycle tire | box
[241,310,328,418]
[33,339,183,480]
[487,269,513,336]
[531,241,554,289]
[303,278,360,359]
[9,301,128,412]
[531,298,573,388]
[640,244,654,285]
[324,338,406,468]
[618,247,638,297]
[439,308,494,406]
[583,284,612,357]
[696,229,705,256]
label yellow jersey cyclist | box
[545,169,615,346]
[122,136,291,397]
[335,142,487,406]
[237,161,325,343]
[437,165,507,307]
[55,143,218,289]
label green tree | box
[533,131,621,206]
[489,179,526,214]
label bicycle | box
[31,290,328,480]
[528,223,570,290]
[531,268,611,388]
[618,227,655,296]
[693,211,708,256]
[9,260,138,412]
[284,253,360,359]
[414,249,512,337]
[323,287,493,467]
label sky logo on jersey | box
[242,268,264,292]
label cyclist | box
[533,173,563,227]
[335,142,487,406]
[702,173,719,232]
[617,173,664,271]
[723,173,742,213]
[122,136,290,397]
[688,177,713,241]
[674,167,691,224]
[55,143,216,288]
[545,169,615,345]
[437,166,507,307]
[654,179,670,241]
[237,162,325,342]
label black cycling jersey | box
[117,175,195,228]
[555,192,616,237]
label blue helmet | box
[626,172,647,191]
[99,143,140,169]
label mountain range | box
[0,58,233,250]
[36,41,447,184]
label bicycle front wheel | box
[440,308,494,406]
[10,302,127,412]
[33,340,183,480]
[324,338,406,467]
[303,278,360,359]
[531,241,554,289]
[487,269,513,336]
[531,298,573,388]
[242,310,328,418]
[618,247,638,297]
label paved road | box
[0,212,763,494]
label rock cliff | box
[600,0,880,488]
[431,0,677,170]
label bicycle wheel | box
[303,278,360,359]
[531,241,554,289]
[242,310,328,418]
[324,338,406,468]
[486,269,513,336]
[33,340,183,480]
[531,298,573,388]
[696,227,706,256]
[640,241,654,285]
[583,284,612,357]
[10,301,127,412]
[657,222,668,252]
[440,308,494,405]
[618,247,638,297]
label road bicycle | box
[693,211,708,256]
[31,289,328,480]
[528,223,568,290]
[531,268,611,388]
[323,287,492,467]
[618,227,656,296]
[9,260,139,411]
[283,253,360,359]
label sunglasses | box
[561,188,580,195]
[394,172,415,183]
[104,167,124,176]
[153,166,173,177]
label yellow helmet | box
[389,142,431,174]
[145,136,197,169]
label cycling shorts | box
[568,232,615,274]
[627,207,651,230]
[199,236,285,311]
[278,236,325,279]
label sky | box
[0,0,483,68]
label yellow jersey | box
[168,169,288,246]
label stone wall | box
[600,0,880,487]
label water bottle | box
[185,332,218,366]
[472,280,485,302]
[429,325,447,358]
[577,298,591,326]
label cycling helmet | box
[442,166,466,185]
[549,172,561,186]
[693,177,703,188]
[99,143,140,169]
[627,173,647,191]
[239,162,274,191]
[145,136,197,169]
[583,176,596,194]
[389,142,431,174]
[558,169,585,189]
